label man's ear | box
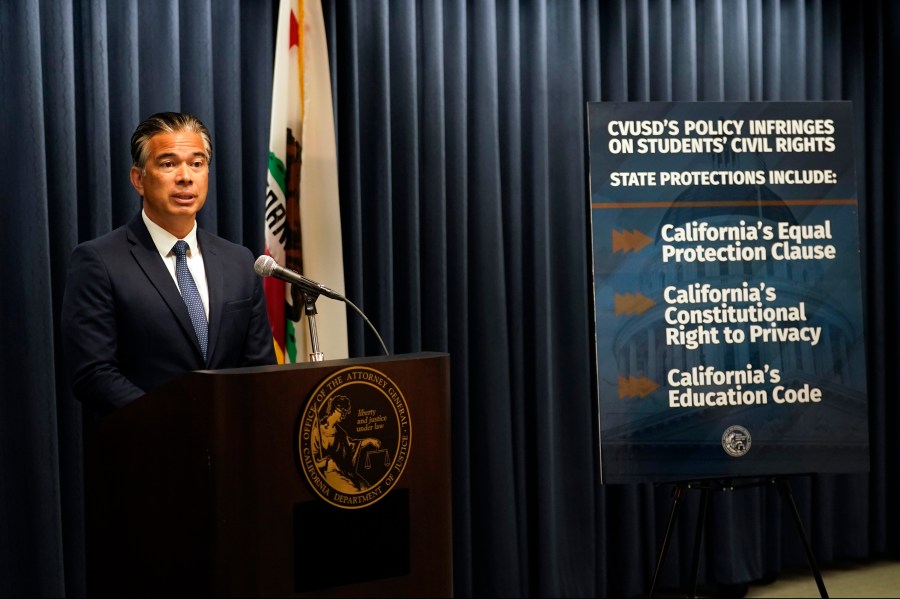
[130,165,144,196]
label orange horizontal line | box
[592,199,858,209]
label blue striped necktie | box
[172,240,208,361]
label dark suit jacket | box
[61,213,276,413]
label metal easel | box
[648,476,828,598]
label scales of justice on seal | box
[587,100,870,599]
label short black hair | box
[130,112,212,168]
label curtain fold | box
[323,1,899,596]
[1,0,898,597]
[1,1,274,596]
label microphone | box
[254,255,344,301]
[254,255,391,357]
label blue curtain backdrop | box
[1,1,897,597]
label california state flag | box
[264,0,348,363]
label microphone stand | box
[302,292,325,362]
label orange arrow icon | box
[618,376,660,399]
[614,292,656,316]
[612,229,652,253]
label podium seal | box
[298,366,412,509]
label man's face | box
[130,130,209,238]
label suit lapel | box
[198,229,223,365]
[126,215,205,362]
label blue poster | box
[588,101,868,483]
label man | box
[61,112,276,414]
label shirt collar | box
[142,210,200,257]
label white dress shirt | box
[141,210,210,321]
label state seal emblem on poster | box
[298,366,412,509]
[722,425,752,457]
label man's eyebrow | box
[155,151,207,161]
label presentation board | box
[587,101,868,484]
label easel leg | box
[773,477,829,598]
[688,487,710,599]
[649,484,686,598]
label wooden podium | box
[85,352,452,597]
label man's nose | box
[175,163,192,183]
